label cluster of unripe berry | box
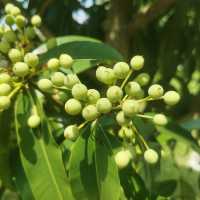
[61,55,180,168]
[0,3,181,170]
[0,3,43,111]
[0,3,58,125]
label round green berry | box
[0,73,11,84]
[0,96,10,110]
[47,58,60,71]
[24,53,39,67]
[31,15,42,27]
[24,27,36,40]
[144,149,159,164]
[13,62,29,77]
[65,98,82,116]
[124,127,134,138]
[0,83,11,96]
[16,15,26,28]
[96,66,116,85]
[10,6,21,16]
[96,98,112,114]
[106,86,123,103]
[130,55,144,70]
[3,30,16,43]
[115,150,132,169]
[37,79,53,92]
[46,38,57,50]
[59,54,73,69]
[64,74,80,88]
[0,40,11,54]
[87,89,100,104]
[163,91,180,106]
[122,99,139,117]
[27,115,41,128]
[125,81,142,98]
[119,127,134,139]
[8,49,22,63]
[153,114,168,126]
[113,62,130,79]
[51,72,65,87]
[82,105,99,121]
[5,14,15,26]
[72,83,88,101]
[64,125,79,140]
[116,111,130,126]
[135,73,150,86]
[148,84,164,98]
[5,3,14,14]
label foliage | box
[0,1,200,200]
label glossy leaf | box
[68,126,98,200]
[94,124,121,200]
[39,41,123,74]
[14,91,74,200]
[0,108,13,189]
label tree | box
[0,1,200,199]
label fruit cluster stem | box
[120,69,133,89]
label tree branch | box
[128,0,176,34]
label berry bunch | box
[61,55,180,168]
[0,3,181,170]
[0,3,70,127]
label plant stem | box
[136,114,153,119]
[78,121,88,129]
[131,124,149,150]
[120,69,133,89]
[8,84,23,99]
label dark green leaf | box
[39,41,123,74]
[0,108,14,189]
[154,180,177,197]
[14,91,74,200]
[95,124,121,200]
[69,126,98,200]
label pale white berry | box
[148,84,164,98]
[113,62,130,79]
[144,149,159,164]
[163,91,180,106]
[153,114,168,126]
[122,100,139,117]
[96,98,112,114]
[64,125,79,140]
[27,115,41,128]
[130,55,144,70]
[65,98,82,115]
[59,54,73,69]
[115,150,132,169]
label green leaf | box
[36,35,101,55]
[156,123,200,152]
[56,35,101,45]
[0,108,14,189]
[180,118,200,130]
[68,123,121,200]
[154,180,177,197]
[95,124,121,200]
[68,126,99,200]
[12,150,34,200]
[119,166,148,200]
[39,41,123,73]
[14,91,74,200]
